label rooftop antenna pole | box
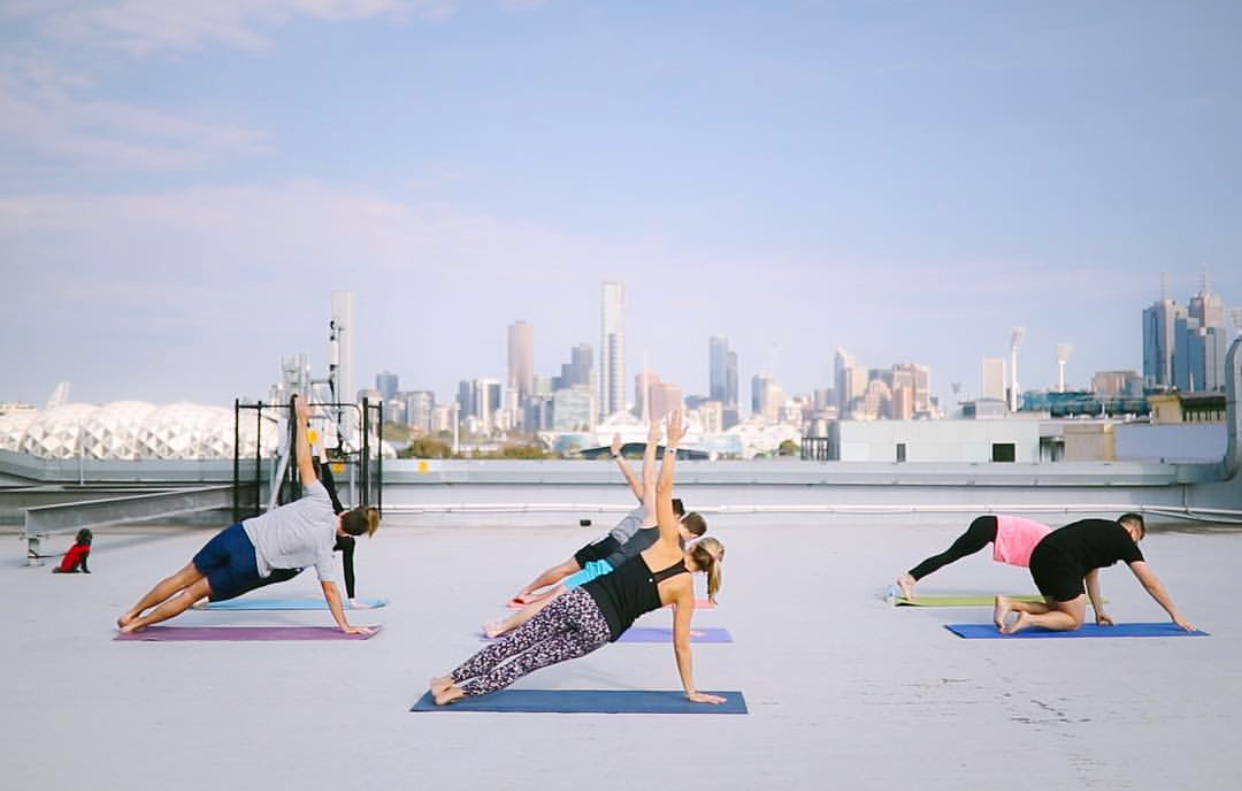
[1009,327,1025,412]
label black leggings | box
[908,516,998,580]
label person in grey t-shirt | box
[117,395,379,635]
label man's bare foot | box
[896,574,916,600]
[429,675,454,696]
[482,620,513,639]
[1002,611,1032,634]
[993,596,1013,629]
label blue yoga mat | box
[410,689,747,714]
[946,622,1209,639]
[203,598,387,611]
[482,626,733,644]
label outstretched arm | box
[1085,569,1110,625]
[671,588,724,704]
[640,420,660,526]
[611,433,643,501]
[293,395,316,487]
[1130,561,1194,631]
[655,410,684,548]
[321,580,370,635]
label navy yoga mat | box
[202,598,387,611]
[114,625,382,641]
[482,626,733,644]
[410,689,747,714]
[946,622,1209,639]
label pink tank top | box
[992,515,1052,567]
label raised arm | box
[654,410,685,548]
[1129,561,1194,631]
[640,419,660,525]
[1085,568,1110,625]
[611,433,643,501]
[292,395,316,487]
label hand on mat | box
[1095,612,1114,626]
[1173,616,1196,632]
[342,625,374,636]
[686,691,726,705]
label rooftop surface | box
[2,516,1239,790]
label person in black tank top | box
[429,412,729,706]
[994,513,1195,634]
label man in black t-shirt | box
[994,512,1194,634]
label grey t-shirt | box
[242,480,338,582]
[607,505,651,545]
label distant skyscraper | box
[635,370,660,419]
[554,344,593,390]
[1189,280,1228,391]
[404,390,435,432]
[600,282,626,419]
[1143,297,1184,389]
[508,321,534,398]
[375,370,399,401]
[709,336,739,408]
[834,348,867,418]
[981,358,1006,402]
[892,363,931,414]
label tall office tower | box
[751,374,768,415]
[456,380,474,419]
[508,321,535,398]
[981,358,1007,402]
[554,344,593,390]
[834,349,855,413]
[375,371,399,401]
[1143,296,1185,389]
[709,336,739,408]
[635,370,661,419]
[1189,279,1228,391]
[649,382,684,422]
[1173,314,1206,392]
[600,282,626,419]
[889,368,916,420]
[892,363,931,414]
[405,391,435,432]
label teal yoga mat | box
[946,622,1208,639]
[411,689,747,714]
[202,598,386,611]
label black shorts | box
[573,536,622,569]
[1028,543,1085,602]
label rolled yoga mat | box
[482,626,733,644]
[114,625,382,641]
[945,622,1208,639]
[411,689,748,714]
[202,598,387,611]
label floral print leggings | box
[452,587,612,696]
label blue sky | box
[2,1,1240,410]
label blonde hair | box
[690,537,725,603]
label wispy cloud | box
[40,0,452,56]
[0,54,270,171]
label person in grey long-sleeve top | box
[117,395,379,635]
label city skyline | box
[2,4,1241,408]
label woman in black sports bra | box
[430,411,727,706]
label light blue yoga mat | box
[203,598,387,611]
[946,622,1209,639]
[410,689,747,714]
[482,626,733,644]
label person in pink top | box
[895,515,1051,599]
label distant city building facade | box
[981,358,1007,402]
[375,371,399,401]
[1143,282,1228,392]
[600,282,626,418]
[708,336,739,426]
[507,320,534,399]
[1092,370,1144,398]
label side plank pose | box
[430,410,726,705]
[994,513,1194,634]
[895,514,1051,599]
[512,430,704,606]
[117,395,378,635]
[485,419,707,638]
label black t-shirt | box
[1039,519,1144,575]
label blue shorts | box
[564,559,615,590]
[193,524,264,602]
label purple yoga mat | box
[114,625,382,641]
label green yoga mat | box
[891,594,1046,608]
